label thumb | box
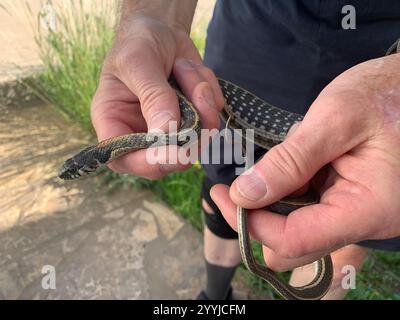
[229,100,366,209]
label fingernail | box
[176,58,193,70]
[202,86,217,109]
[236,170,267,201]
[149,111,173,131]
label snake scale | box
[59,78,333,300]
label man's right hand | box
[91,10,224,179]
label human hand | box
[211,53,400,271]
[91,13,224,179]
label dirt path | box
[0,102,207,299]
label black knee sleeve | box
[201,176,238,239]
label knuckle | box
[198,65,216,79]
[90,101,112,132]
[275,221,307,259]
[90,84,110,113]
[90,102,105,125]
[265,258,290,272]
[276,242,304,260]
[90,94,102,114]
[100,53,114,74]
[139,83,176,114]
[267,141,311,183]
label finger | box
[91,76,190,176]
[285,122,311,196]
[173,58,205,102]
[210,183,263,237]
[262,246,333,272]
[229,95,370,209]
[191,82,222,130]
[174,38,225,110]
[191,62,225,110]
[173,58,222,129]
[210,184,320,257]
[211,184,297,242]
[91,75,147,138]
[107,145,191,178]
[114,44,179,132]
[286,121,301,138]
[211,182,368,259]
[210,185,332,271]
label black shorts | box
[201,0,400,250]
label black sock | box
[204,260,237,300]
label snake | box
[58,78,333,300]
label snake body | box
[58,89,201,180]
[59,78,333,300]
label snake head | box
[58,158,81,180]
[59,147,103,180]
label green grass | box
[15,0,117,132]
[17,1,399,300]
[346,251,400,300]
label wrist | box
[121,0,197,34]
